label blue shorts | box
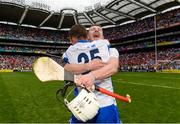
[70,104,121,123]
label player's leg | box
[95,104,121,123]
[70,114,98,123]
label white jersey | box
[63,39,119,107]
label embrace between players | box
[62,24,121,123]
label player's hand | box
[87,59,107,71]
[76,73,96,91]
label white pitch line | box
[121,75,180,80]
[118,80,180,90]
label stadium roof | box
[0,0,180,30]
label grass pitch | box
[0,72,180,123]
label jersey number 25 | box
[78,48,101,63]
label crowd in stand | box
[117,41,154,51]
[0,8,179,71]
[117,37,180,51]
[0,55,37,70]
[0,46,65,54]
[119,48,180,71]
[104,8,180,40]
[0,8,179,42]
[157,8,180,27]
[0,24,69,43]
[0,47,179,71]
[104,17,154,40]
[0,55,63,70]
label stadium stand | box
[104,8,180,40]
[119,47,180,72]
[109,8,180,72]
[0,24,69,43]
[0,6,179,72]
[0,55,63,71]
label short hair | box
[69,24,87,39]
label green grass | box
[0,72,180,122]
[0,72,70,123]
[113,72,180,123]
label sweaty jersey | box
[63,39,119,107]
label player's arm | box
[64,63,88,75]
[64,58,106,75]
[92,48,119,80]
[91,56,119,80]
[76,48,119,88]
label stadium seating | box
[0,8,179,71]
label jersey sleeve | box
[94,39,110,46]
[102,39,110,45]
[62,52,70,64]
[109,48,119,58]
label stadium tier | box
[0,7,179,72]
